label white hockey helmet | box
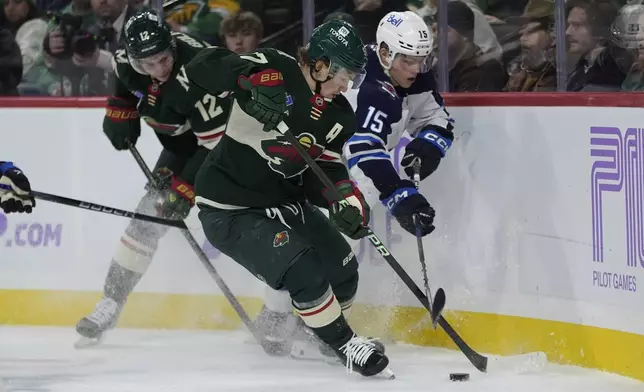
[376,11,433,70]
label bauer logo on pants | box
[273,230,289,247]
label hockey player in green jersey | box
[185,20,394,379]
[75,10,232,347]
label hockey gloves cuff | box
[380,180,435,237]
[401,127,453,180]
[150,167,195,219]
[0,161,35,214]
[238,69,288,133]
[323,180,371,240]
[103,96,141,151]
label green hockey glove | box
[149,167,195,219]
[238,69,287,132]
[103,96,141,150]
[323,180,371,240]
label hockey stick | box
[127,145,271,353]
[274,122,488,372]
[0,186,185,228]
[411,159,446,329]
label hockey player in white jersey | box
[252,11,454,360]
[343,10,454,237]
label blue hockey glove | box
[401,127,453,180]
[380,180,435,236]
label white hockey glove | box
[0,161,35,214]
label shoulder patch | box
[377,79,398,99]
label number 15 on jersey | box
[362,106,388,133]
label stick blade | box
[430,288,446,329]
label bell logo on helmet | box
[338,26,350,37]
[386,14,403,27]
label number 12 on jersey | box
[362,106,388,133]
[195,94,223,121]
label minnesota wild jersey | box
[185,47,357,209]
[112,32,233,155]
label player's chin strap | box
[309,63,332,94]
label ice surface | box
[0,326,641,392]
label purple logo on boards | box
[0,212,62,247]
[590,126,642,292]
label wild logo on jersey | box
[261,133,324,178]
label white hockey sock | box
[294,286,342,329]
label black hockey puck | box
[449,373,469,382]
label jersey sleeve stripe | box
[347,151,390,169]
[347,132,387,147]
[196,124,226,140]
[318,150,342,163]
[319,150,341,160]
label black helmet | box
[124,10,173,60]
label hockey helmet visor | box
[392,53,433,74]
[327,60,366,90]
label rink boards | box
[1,94,643,381]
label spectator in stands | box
[435,0,506,91]
[565,0,624,91]
[419,0,504,60]
[220,10,262,54]
[3,0,40,33]
[503,0,556,91]
[42,0,139,95]
[2,0,50,95]
[165,0,239,45]
[0,26,21,94]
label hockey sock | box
[103,261,142,304]
[340,296,354,319]
[293,286,353,348]
[282,251,356,348]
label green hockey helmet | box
[305,19,367,89]
[124,10,174,60]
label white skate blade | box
[376,367,396,380]
[290,340,339,364]
[73,333,105,349]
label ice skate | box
[290,316,338,362]
[74,297,122,348]
[335,335,394,379]
[290,317,386,362]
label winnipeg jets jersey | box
[343,46,453,200]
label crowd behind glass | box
[1,0,642,95]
